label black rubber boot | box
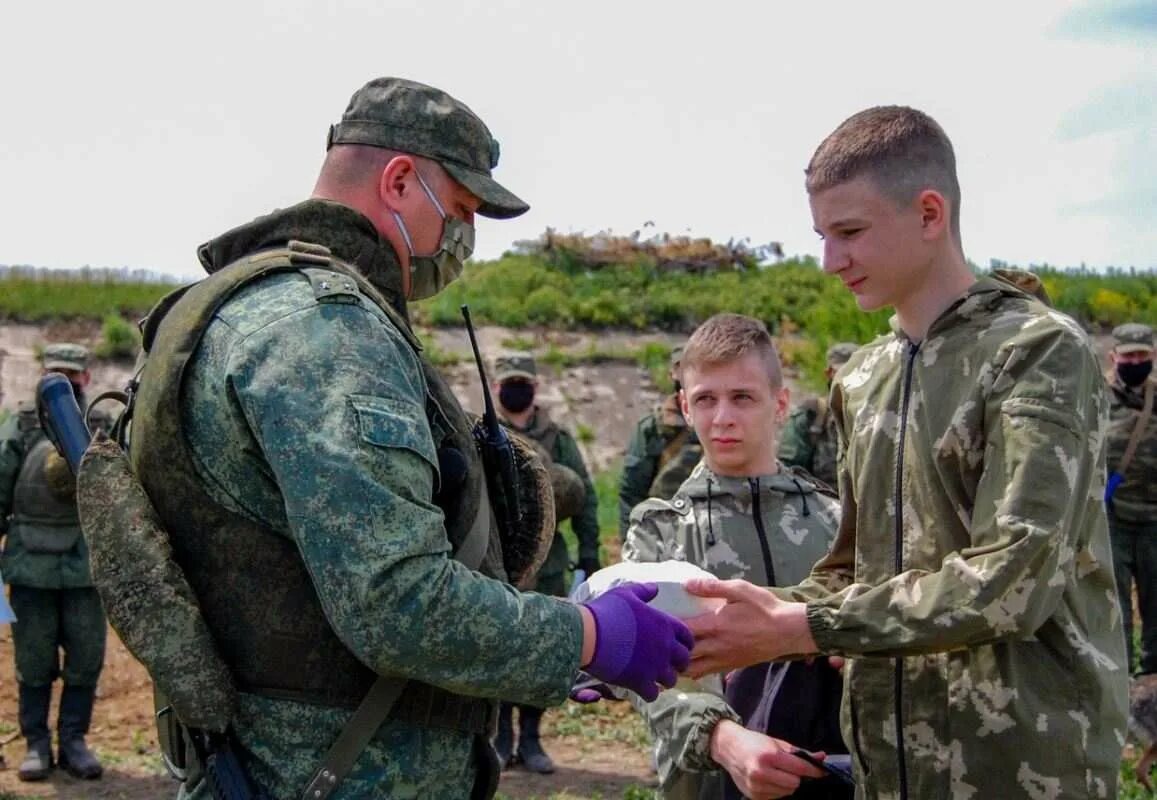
[17,684,54,782]
[516,706,555,774]
[57,685,103,780]
[493,702,515,769]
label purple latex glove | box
[580,582,693,701]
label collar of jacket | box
[677,462,819,501]
[886,276,1035,344]
[195,199,407,316]
[519,406,553,438]
[1109,375,1153,409]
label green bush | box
[94,314,141,361]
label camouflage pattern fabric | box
[1105,374,1157,673]
[166,201,582,799]
[1104,376,1157,524]
[623,462,840,799]
[779,278,1128,798]
[0,402,98,589]
[779,396,839,489]
[78,433,236,732]
[618,394,702,537]
[9,585,105,687]
[502,406,599,595]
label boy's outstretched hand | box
[683,578,816,677]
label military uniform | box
[624,462,844,799]
[779,343,858,489]
[1104,322,1157,675]
[779,278,1128,798]
[124,81,587,800]
[493,353,599,773]
[619,348,704,537]
[0,343,107,781]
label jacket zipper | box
[748,478,777,585]
[894,341,919,799]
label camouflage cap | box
[826,342,858,367]
[42,342,89,372]
[1113,323,1154,354]
[326,77,529,220]
[494,353,537,382]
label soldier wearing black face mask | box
[1106,323,1157,675]
[489,353,600,775]
[0,343,109,782]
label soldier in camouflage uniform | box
[490,352,600,773]
[779,342,858,489]
[625,314,846,800]
[114,78,691,800]
[0,344,106,781]
[619,346,703,537]
[686,107,1127,798]
[1104,322,1157,675]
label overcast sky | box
[1,0,1153,280]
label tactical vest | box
[129,241,500,718]
[11,434,84,554]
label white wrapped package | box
[571,560,725,700]
[570,560,725,618]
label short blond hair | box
[806,106,961,244]
[680,314,782,387]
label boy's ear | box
[679,388,691,422]
[774,386,790,424]
[918,189,949,241]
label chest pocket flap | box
[349,394,439,479]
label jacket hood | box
[676,462,824,503]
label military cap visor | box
[43,343,89,372]
[1113,323,1154,354]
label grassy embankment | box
[6,258,1157,387]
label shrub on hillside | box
[95,314,141,361]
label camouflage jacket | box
[1105,376,1157,524]
[0,401,95,589]
[504,406,599,577]
[173,201,583,800]
[779,395,839,489]
[619,395,702,537]
[780,278,1128,799]
[623,462,839,799]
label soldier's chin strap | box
[299,483,492,800]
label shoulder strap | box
[1117,380,1156,478]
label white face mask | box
[391,171,475,300]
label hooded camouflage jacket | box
[623,462,840,799]
[780,278,1128,799]
[170,200,583,800]
[1104,376,1157,524]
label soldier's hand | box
[710,721,826,800]
[683,578,815,677]
[579,582,693,701]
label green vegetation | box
[94,313,142,360]
[0,268,174,321]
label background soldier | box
[624,315,845,800]
[619,346,703,537]
[0,343,106,781]
[1105,323,1157,675]
[491,353,600,773]
[778,342,857,489]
